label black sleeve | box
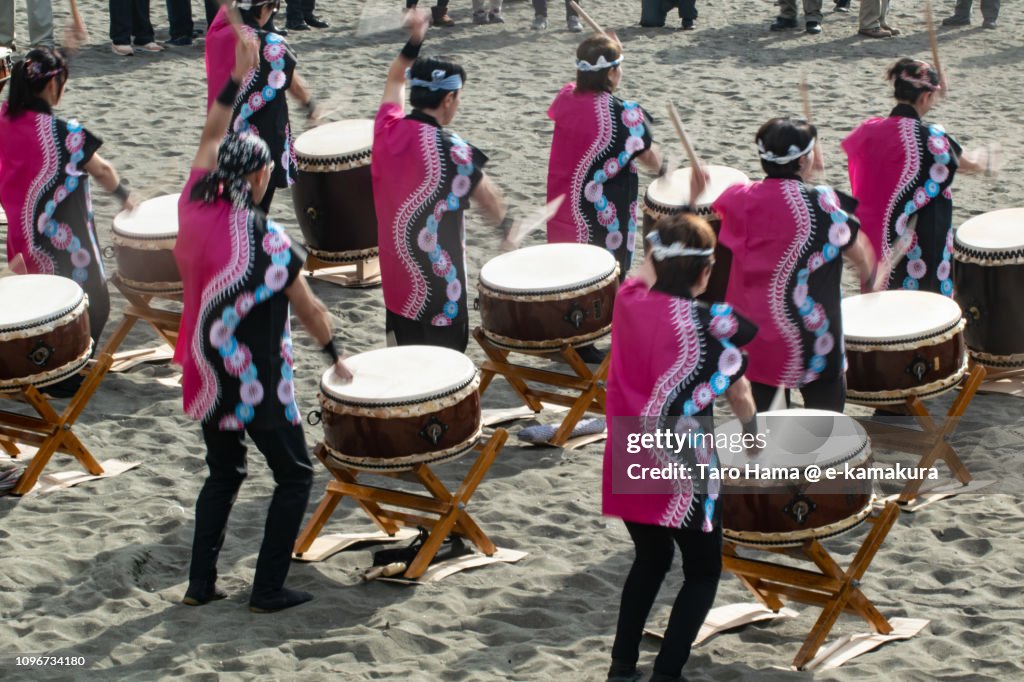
[80,126,103,166]
[732,309,758,348]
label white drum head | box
[112,193,181,239]
[646,165,749,209]
[0,274,84,330]
[480,243,616,294]
[321,345,476,405]
[717,408,868,481]
[294,119,374,159]
[842,291,963,343]
[955,208,1024,252]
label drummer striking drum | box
[372,10,510,353]
[175,30,352,614]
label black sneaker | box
[941,15,970,26]
[488,10,505,24]
[682,18,695,30]
[770,16,798,31]
[166,35,193,46]
[806,21,822,34]
[834,0,850,12]
[285,20,310,31]
[249,587,313,613]
[304,14,329,28]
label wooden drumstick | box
[923,0,947,94]
[568,1,605,35]
[799,71,813,123]
[506,194,565,248]
[666,102,702,171]
[362,562,407,581]
[68,0,86,36]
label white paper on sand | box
[644,603,799,646]
[802,618,930,671]
[976,370,1024,398]
[377,547,527,584]
[874,478,995,512]
[355,1,405,36]
[481,402,569,427]
[110,345,175,373]
[292,527,420,563]
[30,459,139,495]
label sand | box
[2,0,1023,680]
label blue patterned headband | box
[406,68,463,91]
[576,55,622,72]
[646,230,713,261]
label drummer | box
[602,213,757,682]
[545,33,663,283]
[372,10,509,353]
[205,0,319,213]
[842,58,986,296]
[713,117,876,412]
[0,47,134,356]
[175,31,352,613]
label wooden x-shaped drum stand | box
[722,502,901,669]
[304,250,381,288]
[100,273,181,363]
[294,429,507,579]
[856,364,986,504]
[474,328,608,447]
[0,353,114,496]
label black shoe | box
[770,16,798,31]
[285,21,310,31]
[182,584,228,606]
[834,0,850,11]
[681,18,695,30]
[607,659,642,682]
[304,14,329,28]
[574,344,607,365]
[941,15,970,26]
[249,587,313,613]
[487,10,505,24]
[982,18,997,29]
[806,21,822,34]
[190,28,204,38]
[166,35,193,46]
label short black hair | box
[887,57,940,104]
[648,213,717,298]
[4,46,68,118]
[409,56,466,110]
[755,117,817,178]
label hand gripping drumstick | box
[568,1,605,35]
[924,1,948,94]
[218,0,247,42]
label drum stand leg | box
[474,328,608,447]
[859,363,985,505]
[0,353,113,496]
[303,252,382,288]
[101,273,182,361]
[722,502,901,669]
[294,429,507,580]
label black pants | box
[286,0,316,23]
[406,0,450,10]
[612,521,722,678]
[386,309,469,353]
[750,375,846,413]
[533,0,576,20]
[165,0,219,39]
[188,423,314,600]
[640,0,697,25]
[109,0,155,45]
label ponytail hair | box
[5,46,69,119]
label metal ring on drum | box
[716,409,874,548]
[291,119,379,262]
[111,193,183,295]
[842,291,968,406]
[476,243,619,351]
[953,207,1024,369]
[0,275,93,389]
[316,345,482,471]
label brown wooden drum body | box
[842,291,968,406]
[478,276,618,351]
[953,208,1024,368]
[0,276,93,389]
[718,410,874,548]
[316,347,483,471]
[113,238,181,294]
[292,120,379,264]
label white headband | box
[757,138,815,164]
[646,230,714,261]
[576,55,623,72]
